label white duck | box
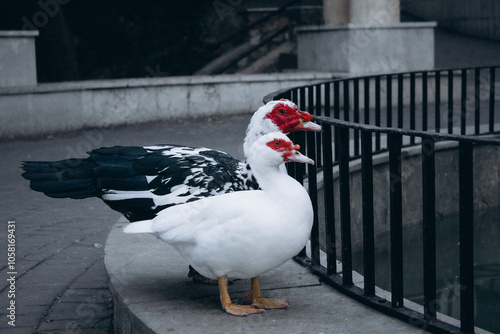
[124,132,314,316]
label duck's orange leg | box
[218,276,263,316]
[245,276,290,309]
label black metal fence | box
[264,66,500,333]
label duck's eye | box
[278,109,285,115]
[274,141,280,146]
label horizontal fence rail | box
[264,66,500,334]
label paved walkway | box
[0,27,499,333]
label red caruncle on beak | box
[299,111,312,122]
[265,102,315,133]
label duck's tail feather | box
[21,159,100,199]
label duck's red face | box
[266,138,314,165]
[265,100,321,134]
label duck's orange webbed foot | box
[223,303,264,316]
[218,276,263,317]
[245,295,290,309]
[244,276,290,310]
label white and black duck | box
[22,99,321,222]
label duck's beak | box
[286,150,315,165]
[300,120,322,132]
[295,111,322,132]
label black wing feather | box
[22,145,255,222]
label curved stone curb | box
[105,222,427,333]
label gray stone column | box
[323,0,350,25]
[349,0,400,23]
[0,31,39,87]
[297,0,435,74]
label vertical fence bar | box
[315,84,323,168]
[287,89,297,179]
[323,83,337,275]
[435,71,441,132]
[490,67,496,133]
[334,81,340,119]
[448,70,454,134]
[398,74,404,129]
[339,80,353,285]
[459,141,474,333]
[296,88,307,257]
[364,77,370,125]
[387,75,393,127]
[297,87,307,161]
[474,68,480,135]
[334,81,340,162]
[315,84,322,117]
[324,82,331,119]
[307,86,320,265]
[389,133,403,308]
[362,131,375,296]
[410,73,416,144]
[422,72,428,132]
[375,76,381,150]
[461,69,467,135]
[354,78,360,156]
[339,127,353,285]
[344,80,350,121]
[422,137,436,321]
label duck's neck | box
[243,130,265,160]
[243,115,279,160]
[250,161,303,199]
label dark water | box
[352,207,500,333]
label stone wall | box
[0,72,334,140]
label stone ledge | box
[0,30,39,37]
[0,72,336,95]
[104,222,427,334]
[296,21,437,33]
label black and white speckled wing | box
[22,145,259,222]
[97,145,259,221]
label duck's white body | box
[124,133,314,281]
[145,175,311,280]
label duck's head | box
[261,99,321,134]
[244,99,322,155]
[248,132,315,168]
